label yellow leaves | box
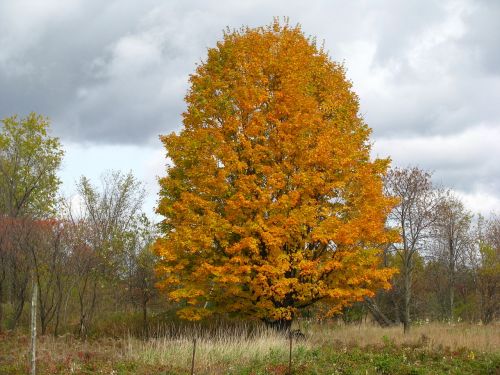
[155,19,397,322]
[269,307,295,321]
[177,307,212,321]
[321,260,342,274]
[170,287,205,301]
[226,237,258,256]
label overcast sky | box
[1,0,499,216]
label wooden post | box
[288,331,292,375]
[30,279,38,375]
[190,338,196,375]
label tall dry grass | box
[121,321,499,371]
[305,321,500,352]
[126,326,293,373]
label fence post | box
[288,331,292,375]
[190,338,196,375]
[30,279,38,375]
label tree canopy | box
[155,21,397,325]
[0,113,63,218]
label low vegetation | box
[1,322,498,374]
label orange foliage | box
[155,20,397,322]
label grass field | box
[0,322,499,374]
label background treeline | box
[345,167,499,331]
[0,113,498,337]
[0,114,162,337]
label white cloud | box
[373,125,500,170]
[59,142,165,216]
[455,190,500,217]
[373,124,500,215]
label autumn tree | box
[155,21,397,330]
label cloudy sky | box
[1,0,499,216]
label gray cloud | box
[373,125,500,194]
[1,0,499,209]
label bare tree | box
[69,171,146,335]
[472,216,500,323]
[432,193,472,320]
[29,219,70,335]
[123,215,158,336]
[4,218,34,329]
[0,218,8,332]
[384,167,442,333]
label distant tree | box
[1,217,33,329]
[0,113,63,218]
[155,20,397,330]
[473,216,500,324]
[384,167,441,333]
[72,171,145,335]
[123,215,158,337]
[0,219,6,330]
[66,220,99,337]
[0,113,63,330]
[432,193,472,320]
[28,219,70,335]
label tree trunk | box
[54,305,60,337]
[449,281,454,321]
[0,256,6,333]
[264,318,292,333]
[142,301,148,339]
[79,313,86,337]
[403,262,411,334]
[11,295,27,330]
[53,290,63,337]
[448,238,455,321]
[392,292,401,323]
[364,297,394,327]
[0,279,3,333]
[10,270,29,330]
[30,279,37,375]
[40,315,46,336]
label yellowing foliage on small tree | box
[155,20,397,328]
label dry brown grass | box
[304,321,500,352]
[126,327,292,373]
[120,321,500,371]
